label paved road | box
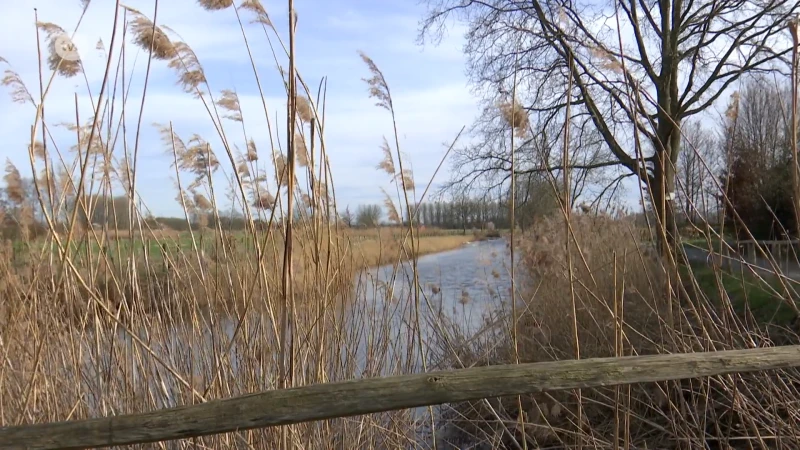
[681,243,800,281]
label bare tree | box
[441,98,624,211]
[420,0,798,252]
[676,120,719,225]
[720,78,796,238]
[355,204,382,228]
[340,206,354,227]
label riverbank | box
[351,233,477,268]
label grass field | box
[681,261,799,326]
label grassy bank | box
[350,232,475,268]
[681,261,799,326]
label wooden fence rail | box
[3,346,800,450]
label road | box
[680,243,800,282]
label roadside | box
[679,241,800,326]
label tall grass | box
[0,1,455,447]
[2,1,800,449]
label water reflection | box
[80,238,514,416]
[348,238,513,375]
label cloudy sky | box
[0,0,478,218]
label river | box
[70,236,515,437]
[347,237,514,375]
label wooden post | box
[2,346,800,449]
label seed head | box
[359,51,392,111]
[499,98,529,137]
[168,42,207,96]
[217,89,243,122]
[237,161,251,177]
[125,10,177,60]
[239,0,272,27]
[197,0,233,11]
[193,191,213,210]
[273,151,289,187]
[296,95,314,123]
[395,169,414,191]
[37,22,82,77]
[382,189,400,224]
[294,132,309,167]
[3,160,25,205]
[29,141,46,160]
[1,68,34,104]
[252,190,274,210]
[246,139,258,161]
[376,137,395,175]
[726,91,740,121]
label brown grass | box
[351,233,473,268]
[2,1,799,449]
[434,212,800,449]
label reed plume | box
[395,168,414,191]
[185,135,220,181]
[382,188,400,224]
[296,95,314,123]
[37,22,82,77]
[246,139,259,162]
[0,62,35,105]
[156,123,188,157]
[359,52,392,111]
[588,45,624,74]
[499,98,529,137]
[312,179,328,200]
[252,190,275,210]
[58,167,76,198]
[274,151,290,187]
[168,42,207,96]
[217,89,243,122]
[294,132,309,167]
[124,7,177,60]
[239,0,273,27]
[726,91,740,121]
[237,161,251,177]
[3,160,25,205]
[29,141,46,160]
[193,191,213,210]
[376,137,395,175]
[197,0,233,10]
[95,38,105,55]
[37,167,56,199]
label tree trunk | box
[651,132,680,259]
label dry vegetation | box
[432,212,800,449]
[1,0,800,449]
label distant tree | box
[355,204,382,227]
[677,121,720,225]
[721,79,795,239]
[421,0,799,253]
[340,206,354,227]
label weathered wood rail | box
[3,346,800,449]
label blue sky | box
[0,0,479,218]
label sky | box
[0,0,479,218]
